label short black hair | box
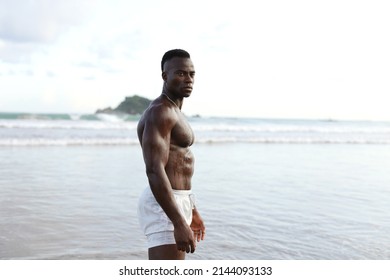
[161,49,190,71]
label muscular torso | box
[166,116,195,190]
[137,96,195,190]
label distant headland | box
[96,95,151,115]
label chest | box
[171,117,194,147]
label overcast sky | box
[0,0,389,120]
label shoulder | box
[143,97,179,130]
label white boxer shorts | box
[137,187,195,248]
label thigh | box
[148,244,185,260]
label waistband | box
[172,189,192,196]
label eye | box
[176,71,184,77]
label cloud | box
[0,41,37,63]
[0,0,93,63]
[0,0,93,43]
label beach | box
[1,115,390,259]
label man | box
[137,49,206,260]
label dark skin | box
[137,56,206,260]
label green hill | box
[96,95,151,115]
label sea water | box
[0,113,389,259]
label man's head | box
[161,49,195,98]
[161,49,191,72]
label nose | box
[184,73,193,83]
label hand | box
[190,209,206,242]
[174,223,196,253]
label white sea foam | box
[2,137,389,146]
[69,114,81,121]
[0,138,140,146]
[195,137,390,145]
[0,117,389,146]
[95,113,127,122]
[190,123,390,134]
[0,120,138,130]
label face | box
[162,57,195,98]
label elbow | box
[145,165,164,179]
[145,167,155,178]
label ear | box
[162,71,167,81]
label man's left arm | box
[190,208,206,242]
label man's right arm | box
[141,106,196,252]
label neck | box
[162,90,183,109]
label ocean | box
[0,112,389,259]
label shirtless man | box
[137,49,205,260]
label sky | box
[0,0,389,120]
